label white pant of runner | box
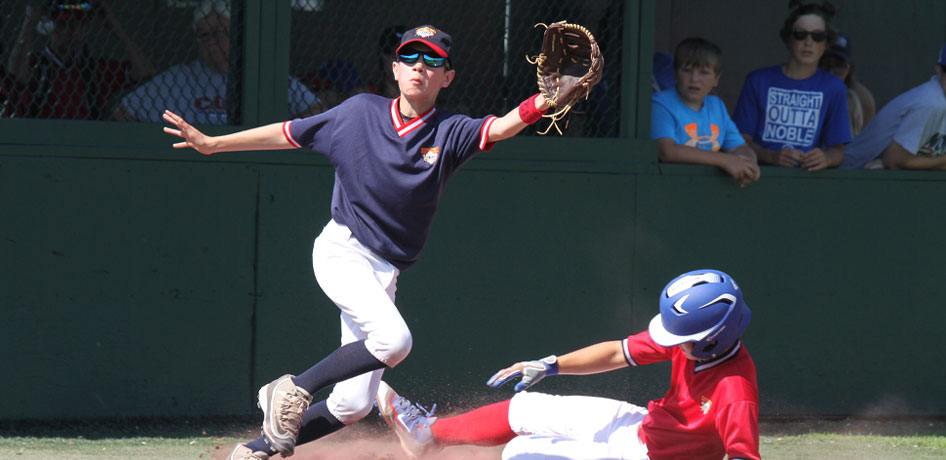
[312,219,413,424]
[503,392,650,460]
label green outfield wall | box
[2,139,945,420]
[3,0,946,423]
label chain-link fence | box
[0,0,626,137]
[291,0,625,137]
[0,0,249,123]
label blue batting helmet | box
[648,269,750,359]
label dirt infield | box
[203,421,503,460]
[201,416,946,460]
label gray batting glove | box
[486,355,559,392]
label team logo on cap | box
[416,27,437,38]
[421,146,440,165]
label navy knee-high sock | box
[292,340,386,395]
[295,399,346,444]
[244,400,345,454]
[244,436,276,456]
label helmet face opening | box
[649,269,751,359]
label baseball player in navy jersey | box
[163,25,554,460]
[377,269,760,460]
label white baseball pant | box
[311,219,413,424]
[503,392,650,460]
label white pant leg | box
[502,392,649,460]
[312,220,412,366]
[312,220,412,424]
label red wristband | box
[518,94,547,124]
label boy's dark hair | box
[779,1,838,46]
[673,37,723,75]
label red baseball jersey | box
[623,331,760,460]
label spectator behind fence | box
[652,51,675,93]
[371,25,407,98]
[114,0,322,124]
[300,58,366,110]
[733,0,850,172]
[294,25,407,110]
[652,38,760,188]
[4,0,155,120]
[818,33,876,136]
[840,43,946,170]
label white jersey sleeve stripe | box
[282,120,302,148]
[622,338,639,367]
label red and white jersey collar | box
[390,97,437,137]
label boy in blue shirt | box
[732,2,849,171]
[652,38,760,187]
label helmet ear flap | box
[700,340,719,355]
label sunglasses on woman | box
[397,52,448,68]
[791,28,827,43]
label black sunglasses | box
[397,52,448,68]
[791,28,827,43]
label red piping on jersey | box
[479,116,498,151]
[282,120,302,148]
[391,97,437,137]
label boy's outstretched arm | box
[485,94,551,143]
[487,340,628,392]
[162,110,297,155]
[556,340,629,375]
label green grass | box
[0,436,222,460]
[1,417,945,459]
[0,417,253,460]
[760,433,946,459]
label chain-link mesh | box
[0,0,250,124]
[289,0,624,137]
[0,0,626,136]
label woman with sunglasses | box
[733,0,851,171]
[163,24,556,460]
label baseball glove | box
[528,21,603,135]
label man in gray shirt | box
[841,43,946,170]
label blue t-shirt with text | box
[733,66,850,152]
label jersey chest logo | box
[421,146,440,165]
[700,396,712,414]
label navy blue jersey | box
[284,93,498,269]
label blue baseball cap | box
[396,25,452,59]
[827,34,852,62]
